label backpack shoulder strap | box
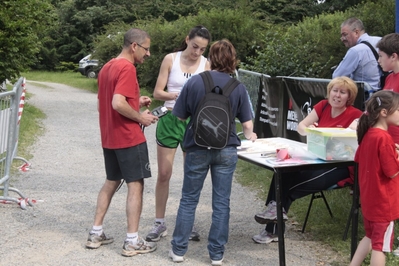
[360,41,379,61]
[360,41,384,73]
[221,77,241,97]
[199,71,214,94]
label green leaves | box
[244,0,394,79]
[0,0,55,81]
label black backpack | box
[361,41,390,89]
[192,71,240,149]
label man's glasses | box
[341,32,349,39]
[340,28,358,39]
[136,43,150,53]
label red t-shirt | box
[383,72,399,143]
[354,128,399,222]
[314,100,362,186]
[383,72,399,92]
[314,100,362,127]
[97,58,145,149]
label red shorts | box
[363,217,394,252]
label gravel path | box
[0,81,345,265]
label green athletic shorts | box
[156,111,189,150]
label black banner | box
[254,76,285,139]
[253,76,365,143]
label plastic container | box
[305,128,358,161]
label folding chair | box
[301,186,353,241]
[301,190,333,233]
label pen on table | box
[260,152,275,158]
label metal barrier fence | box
[236,69,267,116]
[0,81,6,92]
[0,77,32,209]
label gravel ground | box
[0,81,346,265]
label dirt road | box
[0,81,343,265]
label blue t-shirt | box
[172,71,253,151]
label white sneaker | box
[211,257,224,265]
[254,200,288,224]
[252,229,278,244]
[146,222,168,242]
[169,249,184,262]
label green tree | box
[48,0,358,67]
[245,0,394,78]
[92,8,268,93]
[0,0,55,81]
[26,0,377,72]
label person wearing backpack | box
[169,39,257,265]
[333,17,382,93]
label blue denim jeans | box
[171,146,237,260]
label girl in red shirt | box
[351,90,399,266]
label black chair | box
[301,186,353,241]
[301,190,333,234]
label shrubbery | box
[92,8,266,94]
[246,0,395,78]
[91,0,395,93]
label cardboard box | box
[305,128,358,161]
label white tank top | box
[164,51,207,109]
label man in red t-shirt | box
[85,28,159,257]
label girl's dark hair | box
[174,25,211,52]
[357,90,399,144]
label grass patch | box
[236,155,399,265]
[21,70,163,109]
[23,71,98,93]
[17,93,46,161]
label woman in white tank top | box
[146,26,211,243]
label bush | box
[244,0,395,78]
[92,9,268,94]
[55,61,77,72]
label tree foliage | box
[92,8,267,93]
[0,0,55,81]
[0,0,385,82]
[32,0,368,70]
[245,0,395,78]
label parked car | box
[78,54,99,78]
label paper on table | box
[238,139,289,153]
[288,146,319,160]
[265,158,307,165]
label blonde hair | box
[326,76,358,106]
